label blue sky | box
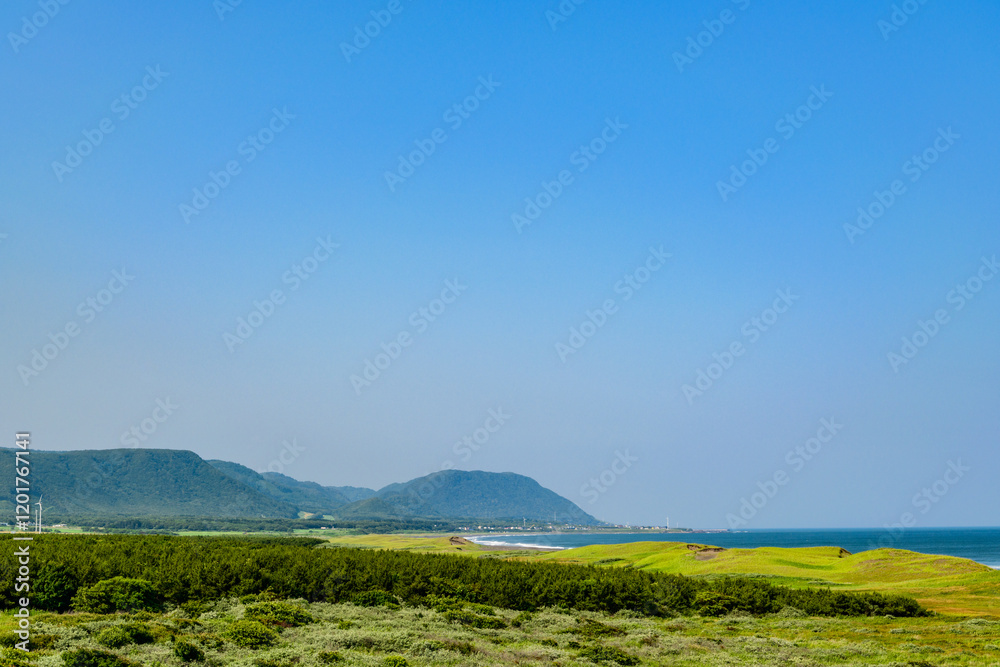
[2,0,998,528]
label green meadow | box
[325,534,1000,617]
[536,541,1000,618]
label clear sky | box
[2,0,998,528]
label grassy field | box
[536,542,1000,618]
[4,535,998,665]
[323,534,1000,617]
[4,596,1000,666]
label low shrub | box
[564,619,626,639]
[0,632,56,650]
[93,622,154,648]
[352,590,399,609]
[222,620,278,649]
[511,611,533,628]
[694,590,738,617]
[172,639,205,662]
[0,650,33,667]
[437,639,474,654]
[179,601,207,618]
[577,645,641,665]
[244,600,314,627]
[71,578,159,614]
[775,606,807,618]
[34,564,80,612]
[443,609,506,629]
[383,658,408,667]
[60,648,137,667]
[318,652,344,664]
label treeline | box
[40,515,460,533]
[0,535,929,618]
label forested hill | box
[0,448,297,518]
[205,461,375,513]
[370,470,600,525]
[0,448,599,524]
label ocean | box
[469,527,1000,569]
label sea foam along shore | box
[467,535,566,550]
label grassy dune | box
[536,542,1000,617]
[321,535,1000,617]
[323,534,486,552]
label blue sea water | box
[470,528,1000,569]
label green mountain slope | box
[0,448,297,518]
[333,470,600,525]
[206,461,375,514]
[0,449,596,525]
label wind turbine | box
[35,495,43,534]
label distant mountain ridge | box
[0,448,599,525]
[0,449,296,518]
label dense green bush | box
[695,590,738,616]
[0,651,33,667]
[0,632,55,650]
[352,590,399,609]
[443,609,507,629]
[33,563,79,612]
[577,645,641,665]
[222,620,278,648]
[93,622,154,648]
[72,577,159,613]
[172,639,205,662]
[317,652,344,664]
[60,648,136,667]
[564,619,626,638]
[244,600,314,627]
